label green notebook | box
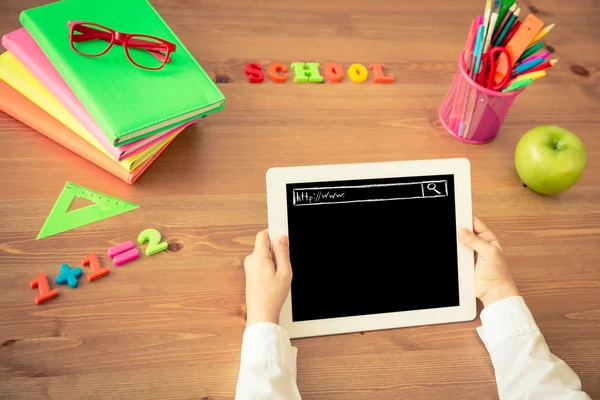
[20,0,225,146]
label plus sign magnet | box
[55,264,83,288]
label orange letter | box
[369,64,395,83]
[30,273,59,305]
[82,252,110,282]
[268,63,288,83]
[324,63,344,82]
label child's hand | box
[459,216,519,307]
[244,229,293,327]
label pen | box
[472,23,486,78]
[469,16,484,73]
[463,19,478,68]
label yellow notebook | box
[0,51,175,171]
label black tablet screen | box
[286,174,460,322]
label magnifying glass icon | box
[427,183,441,195]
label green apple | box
[515,126,586,195]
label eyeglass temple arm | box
[73,25,175,50]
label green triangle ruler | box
[37,182,140,240]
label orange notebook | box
[0,79,178,184]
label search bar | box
[292,180,448,206]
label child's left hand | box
[244,229,293,327]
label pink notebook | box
[2,28,198,162]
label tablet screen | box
[286,174,460,322]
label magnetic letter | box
[138,228,168,256]
[108,240,135,258]
[369,63,395,83]
[55,264,83,289]
[30,273,59,305]
[268,63,288,83]
[348,63,368,83]
[82,252,110,282]
[108,240,140,266]
[324,63,344,82]
[113,248,140,267]
[244,63,264,83]
[290,62,324,83]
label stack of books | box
[0,0,225,184]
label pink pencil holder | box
[438,53,524,144]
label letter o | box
[348,63,368,83]
[324,63,344,82]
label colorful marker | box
[472,23,486,78]
[511,57,545,75]
[515,70,546,82]
[469,16,484,73]
[502,77,533,92]
[519,51,550,65]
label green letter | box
[290,62,324,83]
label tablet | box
[266,158,476,338]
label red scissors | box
[477,46,512,91]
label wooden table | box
[1,0,599,398]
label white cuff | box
[476,296,540,352]
[241,322,297,376]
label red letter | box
[324,63,344,82]
[244,63,264,83]
[268,63,288,83]
[30,273,59,305]
[369,64,395,83]
[82,252,110,282]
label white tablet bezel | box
[266,158,475,339]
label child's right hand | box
[459,216,519,307]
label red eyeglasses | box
[68,21,177,70]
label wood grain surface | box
[1,0,599,399]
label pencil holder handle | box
[438,53,524,144]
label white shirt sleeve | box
[476,296,591,400]
[235,322,302,400]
